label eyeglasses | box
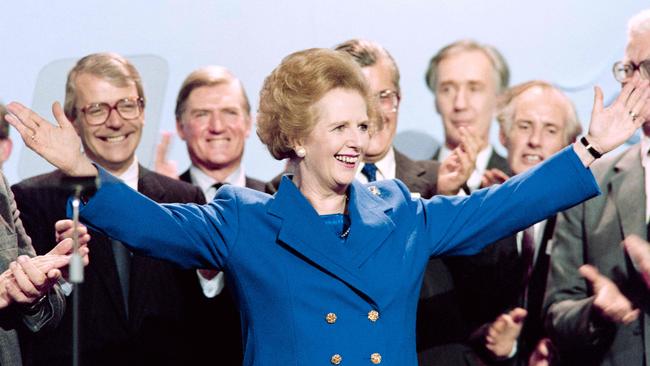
[612,60,650,82]
[376,89,400,113]
[79,97,144,125]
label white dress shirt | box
[61,158,140,296]
[190,164,247,298]
[357,147,396,183]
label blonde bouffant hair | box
[257,48,378,160]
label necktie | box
[520,226,536,307]
[521,226,536,279]
[361,163,378,182]
[208,182,227,201]
[112,239,132,316]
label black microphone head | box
[60,175,100,196]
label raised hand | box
[481,168,510,188]
[154,131,179,179]
[586,76,650,154]
[4,102,97,176]
[579,264,639,324]
[485,307,527,359]
[622,235,650,289]
[437,127,479,195]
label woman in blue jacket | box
[6,48,649,365]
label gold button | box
[325,312,337,324]
[370,353,382,364]
[367,310,379,322]
[331,354,342,364]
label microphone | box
[60,176,100,197]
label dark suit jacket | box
[0,173,65,366]
[179,168,266,195]
[12,167,206,366]
[179,166,265,365]
[73,146,599,365]
[444,216,556,365]
[545,144,650,366]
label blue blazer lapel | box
[268,177,384,306]
[346,181,396,267]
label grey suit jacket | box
[0,173,65,366]
[544,144,649,366]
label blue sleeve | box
[67,167,239,270]
[422,145,600,256]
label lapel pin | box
[368,186,381,196]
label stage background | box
[1,1,646,184]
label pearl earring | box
[296,147,306,158]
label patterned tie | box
[361,163,378,182]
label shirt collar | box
[357,146,396,182]
[190,164,246,200]
[105,157,139,191]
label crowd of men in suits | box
[1,7,650,366]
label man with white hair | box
[544,9,650,365]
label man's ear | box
[176,118,187,141]
[0,138,12,165]
[498,127,508,148]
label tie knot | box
[212,182,228,190]
[361,163,378,182]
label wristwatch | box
[580,136,602,159]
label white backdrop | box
[1,1,647,184]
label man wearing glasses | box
[330,39,479,366]
[544,9,650,366]
[11,52,206,365]
[425,40,512,192]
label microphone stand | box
[69,186,85,366]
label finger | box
[79,233,92,246]
[52,101,75,130]
[614,75,639,107]
[623,234,650,263]
[4,112,36,144]
[509,307,528,324]
[155,131,173,165]
[54,219,75,234]
[10,260,41,297]
[592,86,604,115]
[5,280,32,304]
[629,82,650,128]
[49,238,74,256]
[16,256,47,289]
[491,168,510,182]
[5,102,42,130]
[579,264,603,288]
[622,309,641,324]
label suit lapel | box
[395,149,426,193]
[610,146,646,239]
[268,177,394,306]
